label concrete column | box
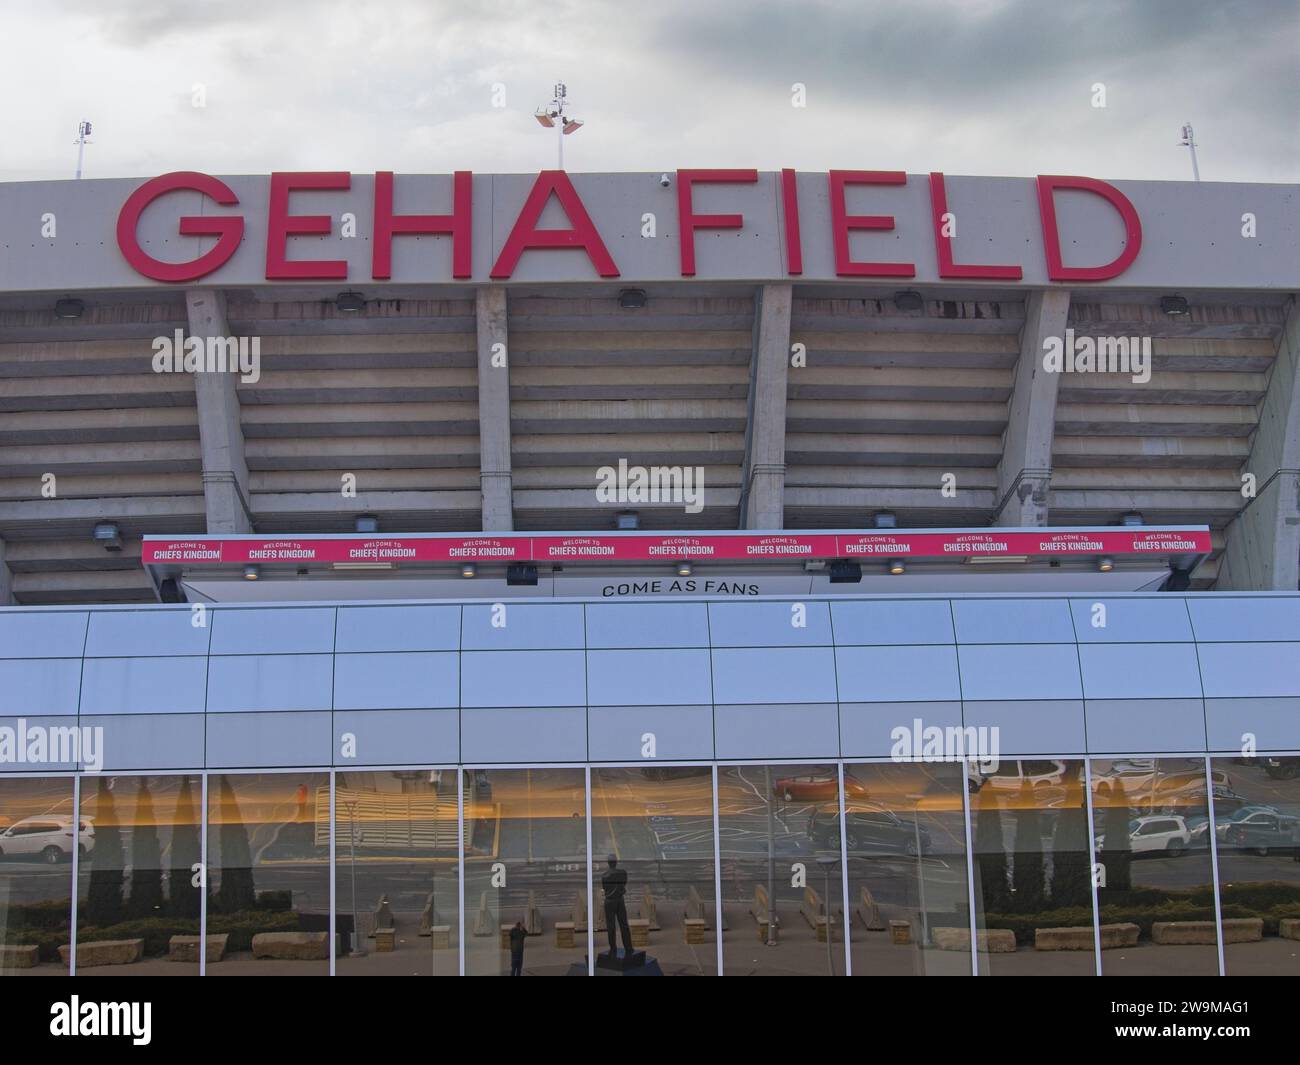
[0,538,13,605]
[475,287,513,531]
[994,288,1071,526]
[1219,296,1300,590]
[742,284,792,530]
[186,289,253,534]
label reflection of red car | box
[774,774,869,802]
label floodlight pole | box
[1180,122,1201,182]
[74,121,92,180]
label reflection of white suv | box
[0,817,94,864]
[969,759,1067,793]
[1098,815,1191,857]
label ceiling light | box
[873,511,897,529]
[676,561,692,577]
[335,291,366,313]
[242,564,260,581]
[1098,556,1114,573]
[460,562,478,579]
[354,514,379,534]
[888,557,906,575]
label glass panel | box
[591,767,718,974]
[971,758,1094,975]
[0,776,74,975]
[333,652,459,710]
[1069,598,1193,643]
[710,648,837,704]
[843,762,971,975]
[952,600,1074,644]
[718,763,846,975]
[85,609,211,657]
[0,661,82,716]
[586,650,712,706]
[461,604,584,650]
[1197,644,1300,698]
[209,607,336,655]
[205,655,334,712]
[334,770,461,975]
[1077,644,1203,700]
[1209,755,1300,975]
[707,601,832,646]
[75,775,201,975]
[835,645,961,702]
[1091,757,1218,975]
[460,651,586,708]
[0,612,87,659]
[79,657,208,715]
[335,606,461,652]
[585,603,710,648]
[464,768,587,976]
[207,772,331,975]
[956,645,1083,701]
[830,600,955,646]
[1187,598,1300,643]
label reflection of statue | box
[601,854,633,956]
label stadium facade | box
[0,169,1297,976]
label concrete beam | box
[1219,296,1300,590]
[476,287,513,531]
[742,284,792,529]
[994,289,1071,526]
[186,290,253,534]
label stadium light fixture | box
[618,289,647,309]
[460,562,478,579]
[506,563,539,587]
[354,514,379,534]
[893,290,924,312]
[888,558,906,575]
[54,298,85,319]
[243,564,260,581]
[92,522,122,552]
[335,292,366,313]
[535,82,581,168]
[1160,295,1190,316]
[1098,556,1114,573]
[828,560,862,584]
[676,561,692,577]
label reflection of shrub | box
[4,898,71,932]
[255,890,293,912]
[80,916,200,958]
[207,910,301,952]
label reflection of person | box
[601,854,633,956]
[295,783,308,822]
[508,919,527,976]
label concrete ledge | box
[250,931,330,960]
[59,938,143,968]
[1280,918,1300,941]
[933,927,1016,953]
[1151,919,1262,945]
[168,934,228,963]
[0,944,39,969]
[1035,923,1139,951]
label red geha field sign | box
[115,169,1142,284]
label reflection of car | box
[1221,809,1299,856]
[1264,757,1300,781]
[1097,815,1191,857]
[808,804,930,856]
[969,759,1067,793]
[640,765,712,781]
[1209,784,1249,813]
[0,816,94,864]
[774,774,868,802]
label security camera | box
[659,173,671,187]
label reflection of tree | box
[973,795,1010,915]
[1099,783,1132,892]
[84,778,125,926]
[1011,782,1045,913]
[214,777,257,913]
[1050,769,1091,909]
[127,780,164,917]
[169,775,201,918]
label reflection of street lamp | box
[816,855,837,975]
[907,793,929,946]
[345,799,365,957]
[764,765,777,945]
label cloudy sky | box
[2,0,1296,183]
